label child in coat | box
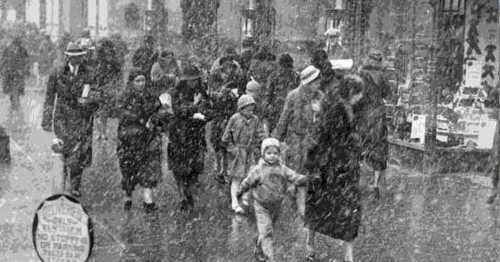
[237,138,308,262]
[222,94,266,214]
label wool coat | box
[42,64,98,172]
[273,84,324,174]
[166,82,213,184]
[304,93,363,242]
[263,67,300,132]
[116,85,163,193]
[222,112,266,179]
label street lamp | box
[325,0,345,32]
[241,8,256,38]
[440,0,464,13]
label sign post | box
[33,194,94,262]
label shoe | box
[124,200,132,210]
[254,240,266,262]
[305,254,315,262]
[234,206,245,215]
[143,202,158,213]
[373,187,380,200]
[487,193,497,204]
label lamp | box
[325,0,345,32]
[241,7,256,38]
[440,0,464,13]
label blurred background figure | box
[37,33,56,88]
[95,38,122,140]
[1,36,29,110]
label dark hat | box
[311,49,328,67]
[180,65,202,81]
[279,53,294,68]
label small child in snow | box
[237,138,308,262]
[222,94,266,214]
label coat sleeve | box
[272,91,294,140]
[221,115,236,145]
[262,73,275,120]
[116,91,140,122]
[238,165,260,195]
[253,119,268,158]
[305,100,345,171]
[41,73,57,132]
[282,165,308,187]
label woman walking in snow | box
[116,69,165,212]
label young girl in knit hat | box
[237,138,308,262]
[222,94,266,214]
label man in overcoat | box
[42,42,98,197]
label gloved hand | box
[193,113,206,121]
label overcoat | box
[42,64,98,171]
[263,67,300,132]
[304,93,363,242]
[166,82,213,184]
[116,85,163,192]
[273,85,324,174]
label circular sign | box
[32,194,94,262]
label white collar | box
[68,63,79,74]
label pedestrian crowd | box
[2,31,394,262]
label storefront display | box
[390,0,499,152]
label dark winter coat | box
[1,42,29,95]
[166,81,213,182]
[304,94,363,242]
[41,63,98,171]
[358,64,391,171]
[263,67,300,132]
[207,83,239,152]
[116,85,163,191]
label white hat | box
[246,79,261,93]
[261,138,281,155]
[300,65,321,86]
[237,94,256,111]
[64,42,87,56]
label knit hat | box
[246,79,261,94]
[261,138,281,155]
[237,94,256,111]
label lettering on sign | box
[32,194,94,262]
